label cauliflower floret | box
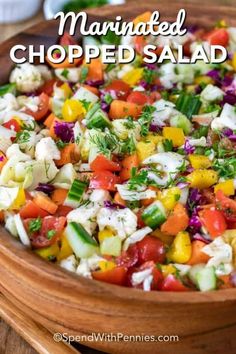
[151,99,177,126]
[67,190,110,234]
[211,103,236,131]
[17,95,40,112]
[76,254,104,279]
[60,255,78,272]
[10,63,43,93]
[0,93,19,116]
[35,137,61,161]
[200,84,224,102]
[0,136,12,153]
[97,207,137,240]
[55,68,81,83]
[202,237,233,276]
[36,65,52,81]
[131,268,153,291]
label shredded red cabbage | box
[184,139,195,154]
[189,215,202,232]
[222,128,236,141]
[35,183,55,195]
[104,200,126,209]
[85,79,104,87]
[54,121,75,142]
[192,233,210,244]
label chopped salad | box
[0,13,236,292]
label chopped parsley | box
[142,67,158,84]
[47,230,56,240]
[138,105,156,136]
[163,139,173,152]
[56,139,68,150]
[61,68,69,79]
[29,218,42,233]
[16,131,31,144]
[213,156,236,179]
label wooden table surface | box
[0,1,235,353]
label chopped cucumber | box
[196,266,216,292]
[64,179,87,208]
[176,93,201,119]
[65,222,98,258]
[170,114,192,135]
[188,264,205,285]
[73,86,98,105]
[0,83,16,97]
[100,236,122,257]
[141,201,166,229]
[86,103,111,130]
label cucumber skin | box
[142,202,166,229]
[196,266,216,292]
[65,222,98,258]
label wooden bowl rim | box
[0,3,236,305]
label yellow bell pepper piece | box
[187,169,218,189]
[160,264,177,277]
[146,134,164,145]
[136,140,156,162]
[194,76,213,85]
[185,85,196,93]
[35,243,60,260]
[157,187,181,211]
[99,260,116,272]
[167,231,192,264]
[60,83,73,98]
[162,127,185,147]
[214,179,235,196]
[57,234,73,261]
[10,188,25,210]
[133,11,152,27]
[122,68,144,86]
[189,154,211,169]
[98,228,114,243]
[232,53,236,71]
[62,99,86,122]
[151,230,173,245]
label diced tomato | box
[149,91,161,102]
[116,244,139,268]
[134,35,147,55]
[161,274,190,292]
[55,205,73,217]
[89,171,120,191]
[19,200,49,219]
[216,190,236,213]
[127,91,151,105]
[59,32,77,46]
[92,266,127,286]
[136,236,166,264]
[3,119,21,132]
[90,155,121,172]
[23,93,49,121]
[25,216,66,249]
[200,209,227,238]
[104,80,131,100]
[136,209,146,228]
[205,28,229,47]
[38,79,62,97]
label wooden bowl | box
[1,2,236,353]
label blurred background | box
[1,0,235,42]
[0,0,125,41]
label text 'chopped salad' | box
[1,12,236,292]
